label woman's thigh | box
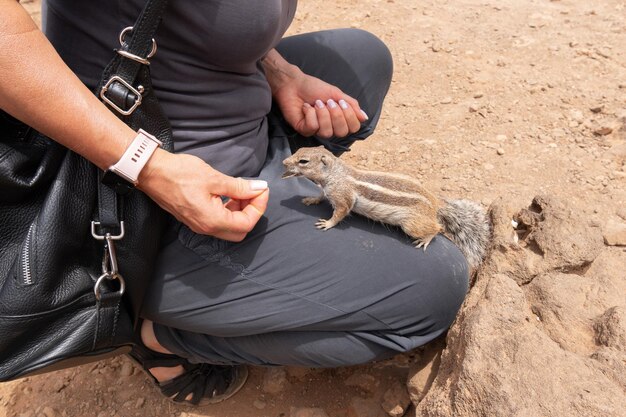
[142,138,469,340]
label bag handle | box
[94,0,171,234]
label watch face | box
[102,170,135,195]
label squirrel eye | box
[298,159,309,165]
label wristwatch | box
[101,129,163,194]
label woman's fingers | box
[337,99,361,134]
[310,97,367,139]
[326,99,349,138]
[314,99,333,139]
[299,103,319,136]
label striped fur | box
[282,146,491,267]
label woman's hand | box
[262,49,368,139]
[138,150,269,242]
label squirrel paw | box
[316,219,336,230]
[302,196,323,206]
[414,236,435,251]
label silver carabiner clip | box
[104,234,120,276]
[94,272,126,301]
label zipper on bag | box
[20,223,36,286]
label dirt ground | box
[3,0,625,416]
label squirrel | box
[281,146,491,268]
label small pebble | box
[440,97,452,104]
[590,105,604,113]
[497,148,505,155]
[594,127,612,136]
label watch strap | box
[108,129,162,185]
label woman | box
[1,0,469,406]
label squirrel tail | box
[437,199,491,268]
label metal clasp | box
[94,272,126,301]
[100,76,143,116]
[92,221,126,301]
[118,26,157,60]
[91,221,125,241]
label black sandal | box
[128,341,248,406]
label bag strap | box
[95,0,170,233]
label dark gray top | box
[43,0,297,177]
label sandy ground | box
[2,0,625,416]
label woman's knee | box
[394,236,470,336]
[338,28,393,85]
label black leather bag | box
[0,0,172,381]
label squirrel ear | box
[320,155,328,166]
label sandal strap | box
[159,363,233,405]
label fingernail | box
[360,109,369,120]
[338,99,349,110]
[250,180,268,190]
[315,99,325,109]
[327,99,338,109]
[303,103,312,109]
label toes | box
[316,219,334,230]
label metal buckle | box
[117,50,151,66]
[119,26,157,60]
[91,221,125,241]
[100,76,142,116]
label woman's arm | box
[0,0,268,241]
[261,48,368,139]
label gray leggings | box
[142,29,469,367]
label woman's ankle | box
[141,319,174,354]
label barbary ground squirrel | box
[282,146,491,268]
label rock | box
[440,97,452,104]
[525,269,625,355]
[285,367,317,381]
[473,92,484,99]
[468,103,479,112]
[569,109,584,123]
[347,397,386,417]
[381,381,411,417]
[591,348,626,388]
[135,397,145,408]
[431,43,441,52]
[497,148,505,155]
[119,361,133,377]
[253,399,267,410]
[41,407,57,417]
[590,105,604,113]
[594,307,626,349]
[496,134,507,141]
[617,208,626,221]
[483,163,494,170]
[504,195,604,285]
[262,367,289,395]
[290,407,329,417]
[344,372,380,394]
[603,219,626,246]
[407,338,444,405]
[391,126,401,134]
[52,379,67,393]
[411,198,626,417]
[415,273,626,416]
[594,126,613,136]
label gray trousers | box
[142,29,470,367]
